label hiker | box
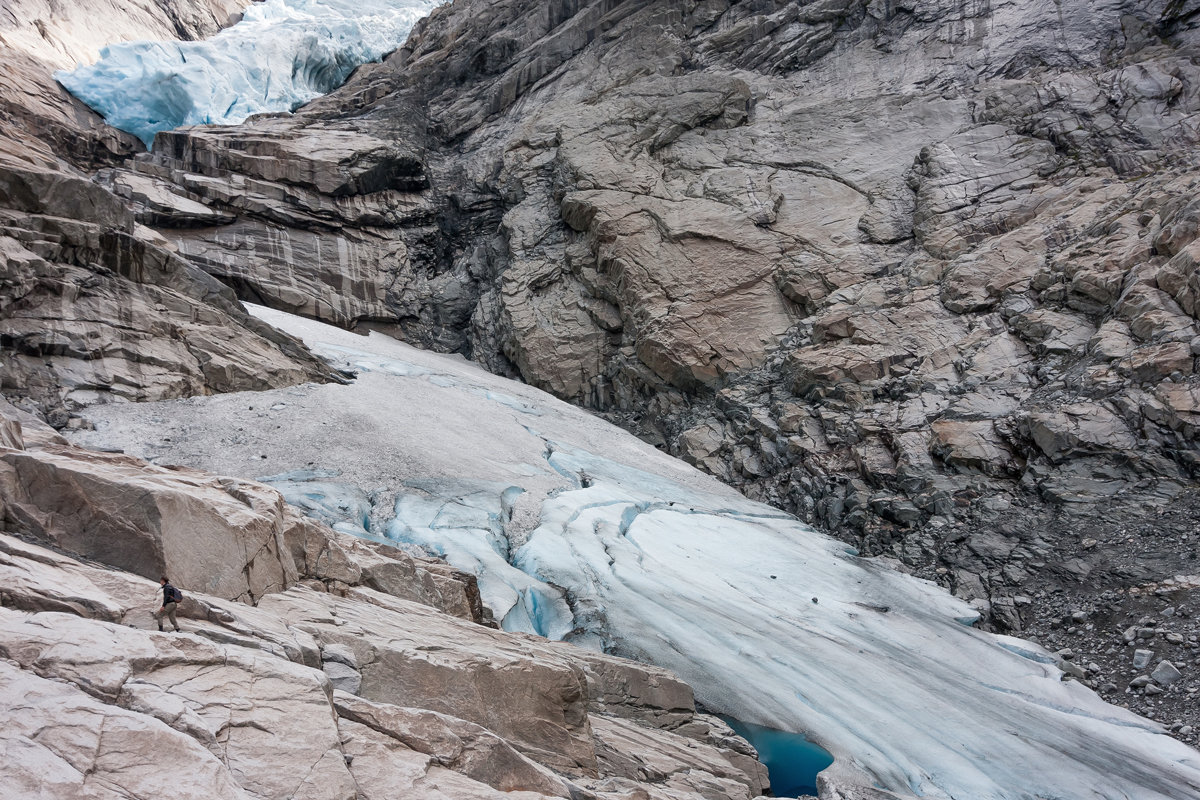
[155,577,183,632]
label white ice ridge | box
[55,0,442,147]
[70,306,1200,800]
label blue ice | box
[56,0,442,147]
[383,479,574,639]
[258,469,374,532]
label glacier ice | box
[70,305,1200,800]
[257,468,374,531]
[56,0,442,147]
[385,478,574,639]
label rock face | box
[0,0,337,420]
[5,0,1199,630]
[40,0,1193,627]
[0,401,768,800]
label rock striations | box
[0,401,770,800]
[0,0,338,416]
[9,0,1196,628]
[2,0,1200,797]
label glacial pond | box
[722,717,834,797]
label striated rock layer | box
[0,401,769,800]
[0,0,337,418]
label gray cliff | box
[44,0,1199,625]
[2,0,1200,776]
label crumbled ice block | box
[384,479,573,639]
[261,476,374,532]
[56,0,443,147]
[478,389,544,416]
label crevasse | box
[55,0,442,147]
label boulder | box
[1148,383,1200,438]
[589,714,766,800]
[929,420,1020,476]
[258,585,600,775]
[549,644,697,729]
[1021,404,1139,463]
[336,718,563,800]
[1151,660,1183,687]
[1010,309,1095,355]
[677,421,729,477]
[333,691,571,796]
[283,518,482,621]
[1117,342,1194,383]
[0,442,300,602]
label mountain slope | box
[52,0,1200,594]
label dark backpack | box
[167,585,183,603]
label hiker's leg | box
[166,602,179,630]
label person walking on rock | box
[155,577,182,632]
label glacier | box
[70,306,1200,800]
[55,0,442,147]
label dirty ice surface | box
[56,0,441,147]
[70,306,1200,800]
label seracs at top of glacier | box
[55,0,443,147]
